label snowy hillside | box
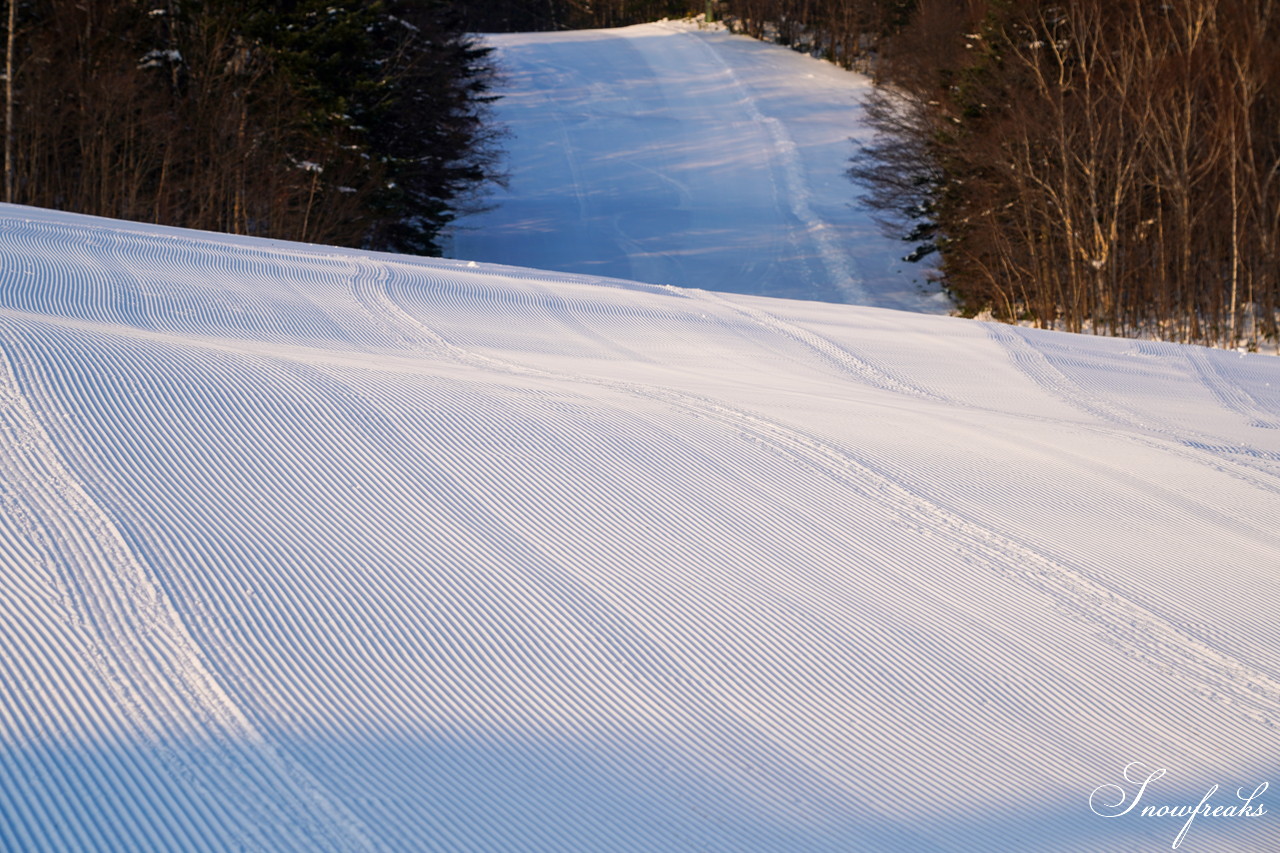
[2,203,1279,852]
[447,21,944,312]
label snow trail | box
[448,22,936,310]
[2,204,1280,851]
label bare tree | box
[5,0,15,203]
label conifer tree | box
[1,0,503,254]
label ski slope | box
[1,203,1279,852]
[447,21,945,312]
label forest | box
[2,0,503,254]
[852,0,1280,350]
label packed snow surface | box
[448,21,944,311]
[2,204,1280,852]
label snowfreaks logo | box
[1089,762,1269,849]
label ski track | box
[2,205,1280,851]
[1181,343,1280,431]
[653,23,869,305]
[362,264,1280,735]
[0,330,382,852]
[693,290,1280,583]
[986,324,1280,494]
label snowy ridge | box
[2,205,1280,851]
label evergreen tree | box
[366,0,506,255]
[2,0,503,254]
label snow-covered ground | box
[447,21,946,312]
[2,203,1278,851]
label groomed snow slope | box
[448,21,945,312]
[2,204,1279,852]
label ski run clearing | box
[3,21,1280,853]
[448,21,948,313]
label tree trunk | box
[5,0,15,203]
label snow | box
[447,21,945,312]
[1,202,1279,851]
[138,49,183,69]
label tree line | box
[742,0,1277,351]
[722,0,1280,349]
[715,0,912,69]
[854,0,1280,349]
[3,0,503,255]
[457,0,702,32]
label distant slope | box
[447,21,945,312]
[2,204,1280,851]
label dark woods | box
[2,0,503,254]
[458,1,701,32]
[849,0,1280,349]
[461,0,904,45]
